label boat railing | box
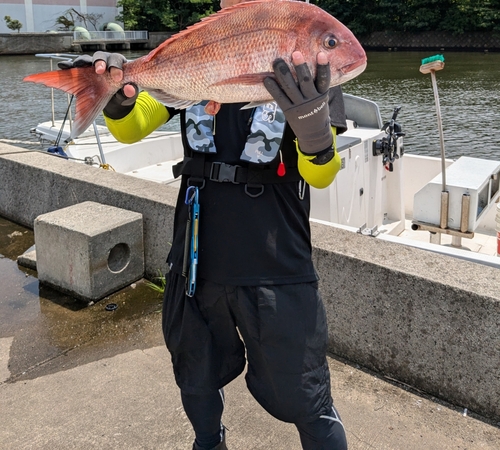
[33,53,106,164]
[35,54,78,128]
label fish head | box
[296,8,367,86]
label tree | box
[55,8,103,31]
[167,0,217,31]
[441,0,500,34]
[114,0,500,36]
[116,0,217,32]
[317,0,391,35]
[116,0,141,30]
[315,0,500,35]
[55,15,74,31]
[4,16,22,33]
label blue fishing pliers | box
[184,186,200,297]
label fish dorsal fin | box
[144,0,276,63]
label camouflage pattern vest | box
[185,101,286,164]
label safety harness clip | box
[209,162,241,184]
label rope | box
[26,147,99,164]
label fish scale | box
[24,0,366,139]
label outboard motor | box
[372,106,405,171]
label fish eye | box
[324,36,337,49]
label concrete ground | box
[1,217,499,450]
[1,288,499,450]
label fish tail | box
[23,67,119,139]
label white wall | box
[0,1,120,33]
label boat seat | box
[337,135,362,152]
[343,93,383,129]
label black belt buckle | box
[209,162,240,184]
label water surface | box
[344,51,500,159]
[0,216,164,381]
[1,50,499,160]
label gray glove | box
[264,59,333,155]
[58,52,138,120]
[57,54,93,69]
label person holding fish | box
[29,1,368,449]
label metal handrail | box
[73,30,148,41]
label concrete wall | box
[312,222,500,422]
[0,32,75,55]
[2,29,500,56]
[362,31,500,52]
[0,31,163,54]
[0,142,499,422]
[147,32,171,49]
[0,143,176,278]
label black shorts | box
[162,272,333,423]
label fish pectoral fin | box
[240,101,273,110]
[147,89,201,110]
[211,72,275,87]
[204,100,221,115]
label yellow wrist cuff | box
[296,127,341,189]
[104,92,169,144]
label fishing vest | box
[173,101,303,193]
[185,100,285,163]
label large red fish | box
[24,0,366,138]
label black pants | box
[181,388,347,450]
[162,272,347,448]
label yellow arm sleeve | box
[104,92,170,144]
[296,127,341,189]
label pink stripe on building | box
[88,0,116,6]
[31,0,80,5]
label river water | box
[0,50,499,159]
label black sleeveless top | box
[166,103,317,286]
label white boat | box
[31,119,184,185]
[30,55,500,268]
[311,94,500,269]
[28,54,185,185]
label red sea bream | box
[24,0,367,138]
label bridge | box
[72,30,149,51]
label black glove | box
[264,59,333,155]
[328,85,348,136]
[57,54,93,69]
[58,52,138,120]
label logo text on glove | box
[297,100,326,120]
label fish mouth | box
[341,58,367,76]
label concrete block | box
[34,201,144,301]
[16,244,37,270]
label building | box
[0,0,120,33]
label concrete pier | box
[72,39,149,53]
[0,32,162,55]
[0,142,499,423]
